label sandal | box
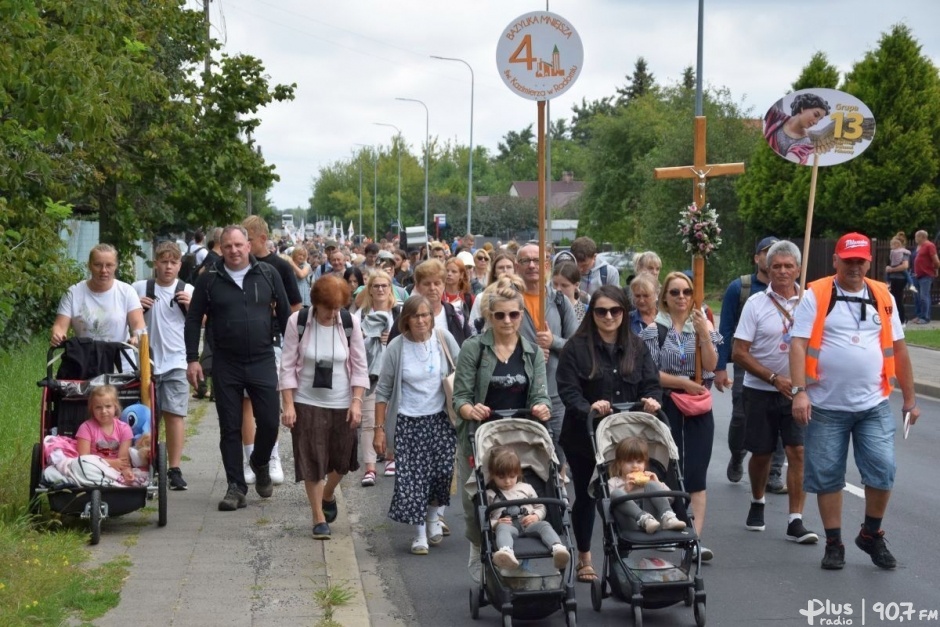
[361,470,376,487]
[576,561,598,583]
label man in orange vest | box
[790,232,920,571]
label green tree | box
[616,57,657,106]
[570,96,614,145]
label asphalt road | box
[346,384,940,627]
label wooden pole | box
[798,152,820,299]
[537,100,546,328]
[691,117,707,383]
[139,331,151,410]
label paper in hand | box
[903,411,912,440]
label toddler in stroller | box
[487,447,571,571]
[609,437,687,534]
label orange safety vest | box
[805,276,896,396]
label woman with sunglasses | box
[639,271,722,560]
[452,276,552,582]
[353,270,400,486]
[467,251,517,335]
[556,285,662,583]
[470,250,490,295]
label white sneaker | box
[493,547,519,569]
[638,512,661,534]
[551,544,570,570]
[243,459,256,485]
[661,511,687,531]
[468,543,482,583]
[269,455,284,485]
[907,284,918,293]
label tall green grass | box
[0,338,49,521]
[0,338,131,625]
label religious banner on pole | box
[496,11,582,324]
[762,88,876,292]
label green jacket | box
[452,330,551,455]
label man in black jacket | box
[185,225,291,511]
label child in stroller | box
[609,437,687,534]
[487,446,571,571]
[76,384,137,484]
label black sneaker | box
[726,453,744,483]
[786,518,819,544]
[746,502,766,531]
[821,542,845,570]
[250,458,273,498]
[855,527,897,570]
[218,482,247,511]
[322,498,338,524]
[167,467,188,491]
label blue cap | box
[756,236,779,253]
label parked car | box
[597,251,634,284]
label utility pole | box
[203,0,211,78]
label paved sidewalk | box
[905,321,940,398]
[86,400,372,627]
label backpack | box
[144,278,188,326]
[296,307,354,344]
[179,247,205,284]
[738,274,752,310]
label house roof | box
[510,180,584,199]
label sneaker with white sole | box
[493,547,519,569]
[746,502,766,531]
[269,455,284,485]
[243,459,256,485]
[638,512,661,534]
[661,511,687,531]
[551,544,570,570]
[693,544,714,561]
[786,518,819,544]
[384,461,396,477]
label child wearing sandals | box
[486,447,571,570]
[609,437,687,534]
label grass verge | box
[905,328,940,349]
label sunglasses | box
[493,310,522,321]
[592,306,625,318]
[475,255,489,261]
[668,288,694,297]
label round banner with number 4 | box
[762,88,875,166]
[496,11,583,101]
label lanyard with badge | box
[834,282,870,346]
[766,292,795,352]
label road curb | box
[324,487,372,627]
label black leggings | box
[564,449,596,554]
[888,278,907,324]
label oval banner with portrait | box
[762,88,875,167]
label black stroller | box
[468,414,578,626]
[587,404,705,626]
[29,337,168,545]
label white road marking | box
[843,483,865,498]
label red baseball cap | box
[835,232,872,261]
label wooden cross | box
[654,116,746,382]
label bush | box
[0,198,83,350]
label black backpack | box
[179,247,205,284]
[144,278,188,326]
[296,307,354,343]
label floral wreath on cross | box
[678,202,722,259]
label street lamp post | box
[431,55,474,234]
[395,97,429,235]
[374,123,402,235]
[356,143,377,241]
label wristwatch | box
[791,386,806,395]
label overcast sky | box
[200,0,940,211]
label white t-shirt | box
[132,280,194,374]
[225,264,250,289]
[434,307,448,335]
[791,283,904,411]
[295,321,350,408]
[57,281,141,342]
[398,335,446,416]
[735,288,800,391]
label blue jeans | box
[915,276,933,321]
[803,400,896,494]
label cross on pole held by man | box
[654,116,745,381]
